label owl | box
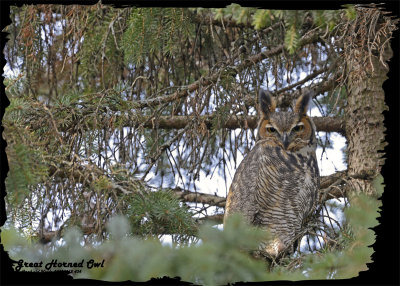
[224,89,320,259]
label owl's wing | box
[224,142,269,224]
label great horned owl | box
[224,89,320,259]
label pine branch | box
[133,29,321,109]
[196,214,225,224]
[193,11,283,31]
[48,155,348,209]
[47,75,340,134]
[140,126,189,180]
[192,11,255,28]
[171,187,226,208]
[171,171,348,209]
[36,169,348,242]
[277,66,330,94]
[131,115,344,134]
[37,225,95,244]
[242,74,338,108]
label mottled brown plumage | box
[224,89,320,259]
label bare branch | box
[133,115,345,134]
[171,171,348,210]
[243,74,339,108]
[37,226,95,244]
[196,214,225,225]
[171,187,226,208]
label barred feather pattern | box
[225,138,319,258]
[224,90,320,259]
[256,140,319,256]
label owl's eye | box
[292,124,304,132]
[266,126,277,133]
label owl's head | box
[257,89,316,152]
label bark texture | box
[344,8,396,196]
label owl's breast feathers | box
[225,138,319,256]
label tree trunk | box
[344,8,395,196]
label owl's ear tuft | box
[295,90,314,115]
[259,89,276,119]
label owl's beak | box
[282,133,289,149]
